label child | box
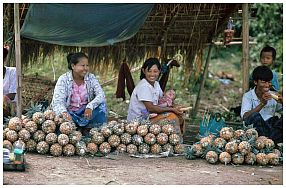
[148,89,176,118]
[250,46,280,91]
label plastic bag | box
[198,112,226,138]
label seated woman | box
[127,57,184,136]
[51,52,107,134]
[3,47,17,118]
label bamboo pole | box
[14,3,22,117]
[242,3,249,93]
[192,44,213,117]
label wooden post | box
[192,44,213,117]
[14,3,22,117]
[242,3,249,93]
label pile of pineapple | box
[185,127,282,166]
[3,109,184,157]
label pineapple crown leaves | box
[201,145,222,159]
[3,116,12,127]
[184,146,197,160]
[24,101,45,118]
[242,123,254,130]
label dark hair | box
[3,48,8,60]
[67,52,88,70]
[260,46,276,61]
[140,58,161,79]
[252,65,273,82]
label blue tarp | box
[21,4,153,47]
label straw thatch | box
[4,3,241,71]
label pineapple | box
[44,110,56,121]
[63,144,76,156]
[87,143,98,155]
[45,133,58,145]
[32,112,45,125]
[255,137,265,150]
[138,143,150,154]
[89,127,100,136]
[69,131,82,144]
[126,144,138,154]
[116,144,127,153]
[120,133,132,145]
[174,144,184,154]
[234,129,246,139]
[112,123,125,136]
[57,134,69,146]
[18,128,31,142]
[219,127,234,141]
[99,142,111,155]
[24,121,38,134]
[267,153,279,165]
[263,138,275,150]
[272,149,282,158]
[91,132,105,145]
[25,139,37,152]
[150,144,162,154]
[108,134,121,148]
[108,120,118,127]
[101,126,113,138]
[238,141,251,155]
[125,121,139,135]
[36,141,50,154]
[8,117,23,132]
[75,141,87,156]
[3,128,10,140]
[156,133,168,145]
[232,153,244,165]
[213,137,227,149]
[161,124,175,135]
[144,133,156,145]
[59,122,74,135]
[162,143,174,153]
[191,143,204,157]
[244,152,256,165]
[54,115,65,126]
[225,141,238,154]
[33,130,46,142]
[50,143,63,157]
[42,120,56,134]
[205,151,218,164]
[245,128,258,140]
[169,134,180,146]
[21,116,31,127]
[219,152,231,165]
[132,134,144,146]
[256,153,269,166]
[3,140,13,150]
[149,124,161,135]
[137,125,149,137]
[6,130,18,143]
[200,135,214,148]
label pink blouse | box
[68,81,88,111]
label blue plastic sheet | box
[21,4,153,47]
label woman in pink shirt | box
[51,52,107,135]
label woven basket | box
[22,75,55,111]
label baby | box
[149,89,176,118]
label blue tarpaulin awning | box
[21,4,153,47]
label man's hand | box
[261,92,272,105]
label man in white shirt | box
[241,66,283,144]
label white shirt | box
[127,79,163,121]
[241,88,282,121]
[3,66,17,102]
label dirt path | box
[3,153,283,185]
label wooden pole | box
[192,44,213,117]
[242,3,249,93]
[14,3,22,117]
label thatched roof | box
[4,3,241,71]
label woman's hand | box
[172,107,184,115]
[62,112,72,122]
[84,108,93,120]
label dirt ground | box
[3,152,283,185]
